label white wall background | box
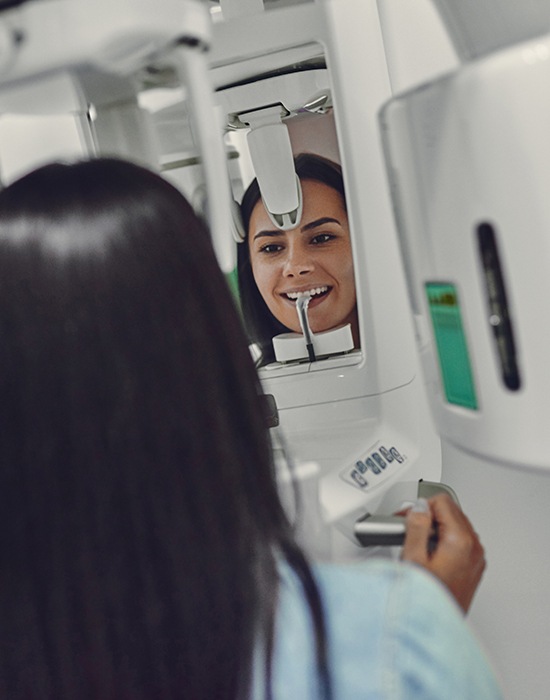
[442,444,550,700]
[0,114,85,185]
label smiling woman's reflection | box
[238,153,358,365]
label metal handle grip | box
[354,480,458,547]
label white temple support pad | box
[244,105,303,229]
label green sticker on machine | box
[426,283,478,410]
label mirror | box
[143,43,361,369]
[218,54,361,368]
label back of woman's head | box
[0,158,290,699]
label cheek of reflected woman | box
[248,179,359,347]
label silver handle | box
[354,514,407,547]
[354,480,459,547]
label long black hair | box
[238,153,346,365]
[0,158,330,699]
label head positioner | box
[241,105,303,231]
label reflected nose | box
[283,244,314,277]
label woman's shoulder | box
[272,557,503,700]
[313,556,460,626]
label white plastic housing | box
[431,0,550,61]
[0,0,211,83]
[272,324,354,363]
[380,33,550,472]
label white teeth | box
[285,286,328,300]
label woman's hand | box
[401,494,486,613]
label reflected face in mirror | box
[248,179,358,343]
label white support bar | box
[0,0,211,85]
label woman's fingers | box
[401,498,432,567]
[401,494,486,613]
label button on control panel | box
[342,443,406,490]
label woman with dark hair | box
[238,153,358,365]
[0,157,501,700]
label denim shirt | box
[256,558,503,700]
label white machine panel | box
[380,32,550,472]
[431,0,550,60]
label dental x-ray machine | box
[3,0,550,694]
[0,0,454,563]
[380,0,550,472]
[196,0,448,559]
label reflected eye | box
[311,233,336,245]
[258,242,284,254]
[258,243,284,255]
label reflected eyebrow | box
[252,229,284,241]
[252,216,341,241]
[300,216,341,232]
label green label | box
[426,283,478,410]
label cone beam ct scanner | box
[0,0,550,694]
